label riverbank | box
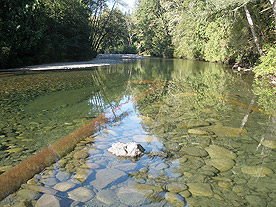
[1,54,148,72]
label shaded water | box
[1,59,276,206]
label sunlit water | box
[0,59,276,207]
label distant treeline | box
[0,0,134,69]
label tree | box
[135,0,173,57]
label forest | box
[0,0,276,78]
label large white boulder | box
[107,142,145,157]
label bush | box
[254,46,276,77]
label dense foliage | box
[0,0,93,68]
[134,0,276,67]
[0,0,131,69]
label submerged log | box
[0,81,167,200]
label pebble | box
[205,145,237,160]
[180,147,208,157]
[5,148,23,153]
[232,185,244,193]
[90,168,126,189]
[53,182,76,192]
[0,165,13,173]
[55,171,70,181]
[187,183,214,197]
[35,194,60,207]
[165,192,185,207]
[241,166,274,177]
[218,181,232,188]
[73,169,93,183]
[205,158,235,172]
[207,125,247,137]
[68,187,95,202]
[187,129,208,135]
[73,150,89,159]
[40,177,58,186]
[96,189,118,204]
[260,140,276,149]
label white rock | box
[107,142,145,157]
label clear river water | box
[0,58,276,207]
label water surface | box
[1,59,276,207]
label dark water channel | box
[0,59,276,206]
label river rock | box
[245,195,267,207]
[117,186,148,206]
[205,145,237,160]
[90,168,126,189]
[205,158,235,172]
[96,189,118,204]
[68,187,95,202]
[207,125,247,137]
[180,147,208,157]
[165,192,185,207]
[55,171,70,181]
[73,150,89,159]
[107,142,145,157]
[73,169,93,183]
[54,182,76,192]
[178,121,210,129]
[36,194,60,207]
[187,129,208,135]
[260,140,276,149]
[41,177,58,186]
[187,183,214,197]
[167,183,188,193]
[5,148,23,153]
[0,165,13,173]
[241,166,274,177]
[16,189,40,200]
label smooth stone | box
[16,189,40,200]
[68,187,95,202]
[134,183,163,192]
[232,185,244,193]
[241,166,274,177]
[205,145,237,160]
[245,195,267,207]
[55,171,70,181]
[41,177,58,186]
[205,158,235,172]
[181,147,208,157]
[5,148,23,153]
[260,140,276,149]
[165,192,185,207]
[73,169,93,183]
[22,184,57,195]
[187,129,208,135]
[179,190,191,198]
[90,169,126,189]
[73,150,89,159]
[113,163,137,171]
[53,182,76,192]
[218,181,232,188]
[207,125,247,137]
[96,189,118,204]
[167,183,188,193]
[117,186,148,206]
[35,194,60,207]
[212,177,232,182]
[187,183,214,197]
[178,121,210,129]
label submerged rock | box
[241,166,274,177]
[260,140,276,149]
[207,125,247,137]
[68,187,95,202]
[107,142,145,157]
[205,145,237,160]
[187,183,214,197]
[36,194,60,207]
[205,158,235,172]
[165,192,185,207]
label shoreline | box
[1,54,148,72]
